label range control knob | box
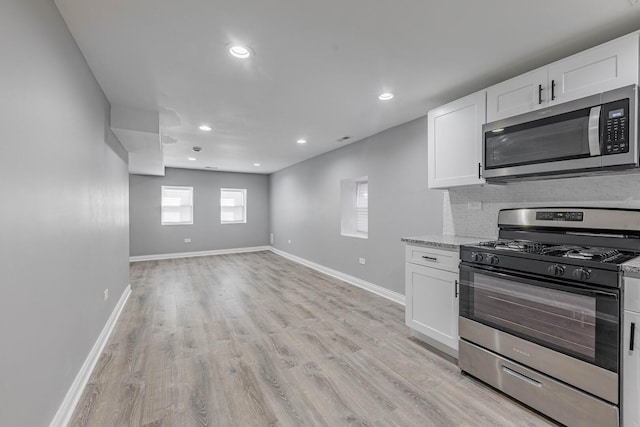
[572,268,591,281]
[471,252,483,262]
[486,254,499,265]
[548,264,566,276]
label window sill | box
[341,232,368,240]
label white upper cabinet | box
[487,67,548,122]
[549,34,639,105]
[428,90,486,189]
[428,31,639,188]
[487,33,639,123]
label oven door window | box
[459,267,619,372]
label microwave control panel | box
[602,99,629,155]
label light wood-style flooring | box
[70,251,556,426]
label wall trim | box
[129,246,271,262]
[269,247,405,306]
[49,284,132,427]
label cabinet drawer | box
[405,245,458,272]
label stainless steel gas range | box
[458,207,640,427]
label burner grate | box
[474,241,635,264]
[481,240,543,253]
[563,247,621,262]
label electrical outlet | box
[287,239,292,244]
[184,238,191,243]
[270,233,274,244]
[103,288,109,301]
[359,257,366,265]
[468,201,482,211]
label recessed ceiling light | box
[199,125,212,131]
[378,92,394,101]
[253,163,261,167]
[188,157,197,161]
[297,139,307,144]
[229,44,251,59]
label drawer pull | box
[421,255,438,262]
[631,322,636,351]
[501,365,542,388]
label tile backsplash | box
[443,173,640,239]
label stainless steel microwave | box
[483,85,638,181]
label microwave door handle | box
[588,105,602,156]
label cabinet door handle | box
[631,322,636,351]
[538,84,543,104]
[421,255,438,262]
[478,162,482,179]
[454,279,459,298]
[551,79,556,101]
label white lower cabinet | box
[624,276,640,427]
[623,310,639,427]
[405,245,459,356]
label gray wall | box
[270,117,444,295]
[444,174,640,239]
[130,168,270,256]
[0,1,130,426]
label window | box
[356,181,368,233]
[161,186,193,225]
[341,176,368,238]
[221,188,247,224]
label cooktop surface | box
[472,239,639,265]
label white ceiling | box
[54,0,640,175]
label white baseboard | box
[269,247,405,306]
[129,245,270,262]
[49,284,132,427]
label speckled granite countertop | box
[401,234,486,250]
[623,257,640,274]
